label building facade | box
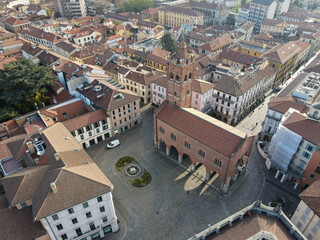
[248,0,277,32]
[153,40,254,193]
[57,0,87,19]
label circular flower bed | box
[116,156,151,187]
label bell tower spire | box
[166,39,195,108]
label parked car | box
[106,139,120,149]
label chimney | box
[50,182,57,193]
[54,153,60,161]
[3,123,10,137]
[26,141,36,155]
[38,128,43,135]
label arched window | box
[198,149,205,157]
[184,75,187,82]
[176,75,180,81]
[215,158,222,167]
[170,133,176,141]
[170,73,173,79]
[189,73,192,79]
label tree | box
[0,58,57,122]
[118,0,154,13]
[161,33,177,53]
[225,14,236,27]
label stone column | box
[178,154,182,163]
[166,147,170,156]
[280,173,286,183]
[205,172,210,181]
[191,163,196,172]
[111,221,119,232]
[275,169,280,179]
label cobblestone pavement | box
[86,108,299,240]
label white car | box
[106,139,120,149]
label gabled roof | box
[192,80,214,94]
[4,17,29,26]
[31,123,114,220]
[262,42,300,64]
[268,96,308,114]
[200,34,233,52]
[156,103,247,158]
[146,52,169,65]
[63,109,109,132]
[141,7,161,15]
[37,51,59,65]
[151,48,171,59]
[125,69,165,85]
[220,49,264,66]
[282,111,320,145]
[299,180,320,216]
[2,166,49,206]
[152,76,167,88]
[55,41,76,53]
[77,80,139,112]
[161,6,203,17]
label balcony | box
[289,163,304,177]
[213,94,236,103]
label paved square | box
[86,108,281,239]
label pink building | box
[152,76,167,106]
[191,80,214,113]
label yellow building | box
[234,40,272,57]
[158,6,203,27]
[262,42,300,87]
[146,52,168,72]
[141,7,160,22]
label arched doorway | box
[169,146,179,161]
[223,117,228,123]
[159,140,166,153]
[182,153,192,168]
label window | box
[86,212,92,218]
[315,167,320,173]
[56,224,63,231]
[61,234,67,240]
[68,208,74,214]
[198,150,205,158]
[80,134,84,140]
[88,131,92,137]
[86,125,92,131]
[310,173,316,179]
[94,122,100,128]
[20,202,27,208]
[72,218,78,224]
[83,202,89,208]
[303,151,310,159]
[97,196,103,202]
[215,158,221,167]
[160,127,165,134]
[305,207,311,216]
[185,142,190,149]
[89,222,96,231]
[75,228,82,237]
[63,112,68,118]
[96,128,100,134]
[102,119,107,125]
[71,131,76,137]
[100,206,105,212]
[170,133,176,141]
[52,214,59,221]
[307,144,314,152]
[77,128,83,135]
[102,216,108,222]
[307,234,313,240]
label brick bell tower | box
[166,39,195,108]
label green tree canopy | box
[161,33,177,53]
[118,0,155,13]
[0,58,57,122]
[225,14,236,27]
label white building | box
[1,123,119,240]
[248,0,277,32]
[291,180,320,240]
[260,96,308,141]
[73,29,100,46]
[7,0,29,8]
[236,4,250,25]
[212,67,275,125]
[274,0,290,18]
[57,0,87,18]
[267,109,320,188]
[63,109,112,148]
[191,80,214,113]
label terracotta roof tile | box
[268,96,308,114]
[156,103,247,157]
[62,109,109,132]
[192,80,214,94]
[283,111,320,145]
[299,180,320,216]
